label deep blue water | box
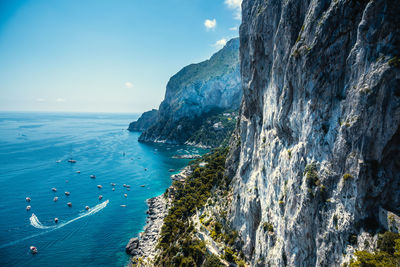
[0,112,205,266]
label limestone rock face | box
[227,0,400,266]
[138,38,242,144]
[128,109,158,132]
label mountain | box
[226,0,400,266]
[128,109,158,132]
[129,37,241,147]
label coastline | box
[126,194,170,266]
[125,166,192,266]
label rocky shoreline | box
[126,194,169,266]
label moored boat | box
[52,187,57,192]
[98,195,103,200]
[53,197,58,202]
[30,246,38,254]
[54,218,58,223]
[26,205,31,211]
[67,202,72,207]
[90,175,96,179]
[65,192,70,196]
[26,197,31,202]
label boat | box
[53,197,58,202]
[54,218,58,223]
[111,183,116,186]
[65,192,70,196]
[168,169,175,172]
[98,195,103,200]
[120,205,126,207]
[26,205,31,211]
[52,188,57,192]
[97,185,102,189]
[56,160,61,163]
[126,188,131,191]
[68,159,76,163]
[90,175,96,179]
[30,246,38,254]
[144,168,147,171]
[85,206,90,210]
[67,202,72,207]
[76,171,81,174]
[124,194,127,198]
[123,184,127,187]
[112,188,115,191]
[140,185,145,187]
[26,197,31,202]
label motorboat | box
[67,202,72,207]
[90,175,96,179]
[68,159,76,163]
[144,168,147,171]
[85,206,90,210]
[26,197,31,202]
[54,218,58,223]
[30,246,38,254]
[26,205,31,211]
[140,185,145,187]
[76,171,81,174]
[124,194,127,198]
[53,197,58,202]
[65,192,70,196]
[56,160,61,163]
[111,183,116,186]
[98,195,103,200]
[112,188,115,191]
[126,188,131,191]
[52,188,57,192]
[120,205,126,207]
[97,185,102,189]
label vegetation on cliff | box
[155,147,234,266]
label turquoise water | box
[0,112,205,266]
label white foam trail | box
[30,200,109,229]
[0,200,109,249]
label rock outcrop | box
[138,38,242,145]
[227,0,400,266]
[127,195,169,266]
[128,109,158,132]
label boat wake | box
[0,200,109,249]
[30,200,109,229]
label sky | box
[0,0,241,113]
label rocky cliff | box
[138,38,242,145]
[227,0,400,266]
[128,109,158,132]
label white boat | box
[53,197,58,202]
[120,205,126,207]
[85,206,90,210]
[65,192,70,196]
[76,171,81,174]
[112,188,115,191]
[67,202,72,207]
[54,218,58,223]
[90,175,96,179]
[56,160,61,163]
[98,195,103,200]
[111,183,116,186]
[26,205,31,211]
[26,197,31,202]
[68,159,76,163]
[97,185,102,189]
[124,194,127,198]
[52,188,57,192]
[30,246,38,254]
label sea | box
[0,112,206,267]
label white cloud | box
[36,98,45,102]
[225,0,242,20]
[204,19,217,30]
[125,82,134,88]
[214,38,227,47]
[229,26,238,31]
[56,98,66,103]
